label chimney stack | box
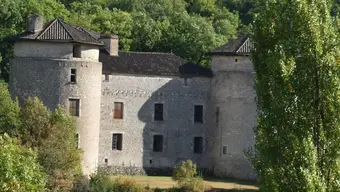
[100,35,119,56]
[27,15,44,33]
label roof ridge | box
[120,51,174,55]
[77,27,100,41]
[58,19,76,41]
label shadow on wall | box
[137,75,210,176]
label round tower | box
[9,16,103,175]
[209,37,257,179]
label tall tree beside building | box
[250,0,340,191]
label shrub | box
[178,177,205,192]
[71,175,90,192]
[89,171,114,192]
[172,160,197,184]
[0,134,46,192]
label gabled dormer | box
[210,36,254,73]
[10,15,103,61]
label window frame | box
[69,98,80,117]
[70,68,77,83]
[113,102,124,119]
[153,135,164,152]
[112,133,123,151]
[194,105,204,123]
[193,136,203,154]
[73,45,81,58]
[154,103,164,121]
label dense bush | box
[0,134,46,192]
[89,171,153,192]
[172,160,197,183]
[172,160,206,192]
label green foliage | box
[39,105,82,191]
[89,172,152,192]
[250,0,340,191]
[172,160,197,184]
[0,81,20,136]
[20,97,51,147]
[178,177,205,192]
[0,134,46,192]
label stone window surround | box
[112,133,123,151]
[152,101,166,123]
[113,101,124,120]
[68,97,81,117]
[193,103,205,124]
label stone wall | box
[209,55,257,180]
[10,56,102,175]
[99,74,211,172]
[14,41,73,59]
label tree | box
[0,81,20,136]
[19,97,82,191]
[39,105,82,191]
[0,134,46,192]
[250,0,340,191]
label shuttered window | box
[114,102,123,119]
[112,134,123,150]
[69,99,79,117]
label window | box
[194,137,203,154]
[112,134,123,150]
[73,45,81,58]
[104,158,108,164]
[194,105,203,123]
[69,99,80,117]
[153,135,163,152]
[71,69,77,83]
[75,133,79,149]
[114,102,123,119]
[222,146,227,155]
[104,74,109,81]
[215,107,220,124]
[154,103,164,121]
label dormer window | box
[73,45,81,58]
[71,69,77,83]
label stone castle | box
[9,16,257,180]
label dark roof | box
[100,50,212,77]
[9,19,103,46]
[210,35,252,56]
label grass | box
[111,175,258,191]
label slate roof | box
[9,19,103,46]
[210,35,252,56]
[100,50,212,77]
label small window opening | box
[104,158,108,164]
[216,107,220,124]
[73,45,81,58]
[194,137,203,154]
[149,159,152,164]
[75,133,79,149]
[69,99,80,117]
[114,102,123,119]
[183,78,188,86]
[235,58,238,62]
[194,105,203,123]
[154,103,164,121]
[112,133,123,150]
[105,74,110,81]
[153,135,163,152]
[223,146,227,155]
[71,69,77,83]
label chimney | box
[100,35,119,56]
[27,15,44,33]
